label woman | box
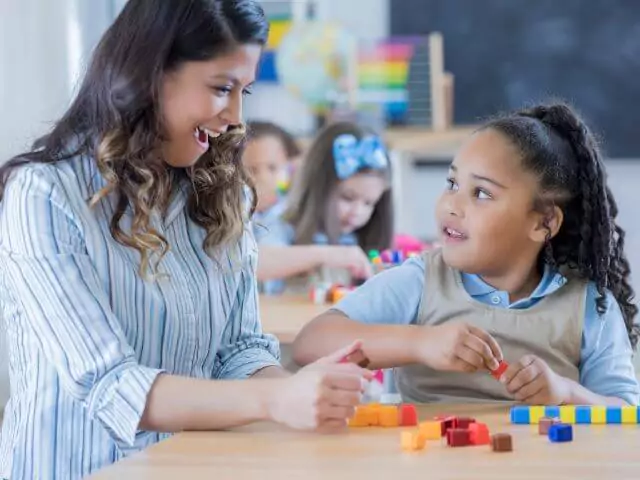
[0,1,369,478]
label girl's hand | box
[415,323,502,372]
[322,246,374,280]
[501,355,571,405]
[267,341,373,433]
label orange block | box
[401,431,427,451]
[418,421,443,440]
[348,406,370,427]
[379,405,399,427]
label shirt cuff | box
[87,362,164,447]
[216,347,281,380]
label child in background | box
[293,103,640,406]
[257,121,394,294]
[243,121,301,243]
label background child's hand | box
[501,355,571,405]
[322,246,374,280]
[267,341,372,433]
[416,323,502,373]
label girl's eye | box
[445,178,458,191]
[212,86,232,96]
[475,188,492,200]
[242,88,253,96]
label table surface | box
[88,404,640,480]
[258,294,328,344]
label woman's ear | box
[530,205,563,244]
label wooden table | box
[88,404,640,479]
[258,294,328,344]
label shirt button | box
[491,296,501,305]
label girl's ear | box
[530,205,563,244]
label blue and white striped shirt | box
[0,155,280,479]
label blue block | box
[575,406,591,424]
[545,406,560,419]
[606,406,622,424]
[548,424,573,443]
[510,406,530,424]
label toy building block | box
[419,421,443,440]
[529,406,545,424]
[442,416,458,434]
[575,406,591,424]
[545,406,560,419]
[446,428,471,447]
[340,349,371,368]
[538,417,560,435]
[399,404,418,426]
[548,424,573,443]
[490,361,509,380]
[510,406,530,424]
[379,405,400,427]
[457,417,476,429]
[401,431,427,451]
[348,406,371,427]
[468,422,490,445]
[560,405,576,424]
[621,405,638,424]
[309,286,329,304]
[591,406,606,424]
[606,406,622,424]
[491,433,513,452]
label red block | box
[434,415,458,436]
[468,422,490,445]
[491,361,509,380]
[457,417,476,429]
[447,428,471,447]
[399,404,418,426]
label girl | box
[293,103,640,406]
[0,2,369,479]
[242,120,300,243]
[257,121,394,293]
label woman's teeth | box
[446,227,465,238]
[198,126,221,139]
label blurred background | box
[1,0,640,407]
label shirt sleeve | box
[213,227,281,379]
[332,256,425,325]
[253,213,295,247]
[580,282,640,404]
[0,166,163,447]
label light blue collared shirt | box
[335,257,639,405]
[0,156,280,479]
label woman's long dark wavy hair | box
[0,0,268,277]
[482,103,638,348]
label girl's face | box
[242,135,290,212]
[435,129,547,277]
[160,44,262,168]
[329,172,387,236]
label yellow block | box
[622,406,638,424]
[348,406,370,427]
[560,406,576,424]
[418,421,442,440]
[529,406,545,424]
[591,406,606,424]
[401,431,426,451]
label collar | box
[461,264,567,299]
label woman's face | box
[160,44,262,168]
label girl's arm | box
[257,245,372,281]
[293,310,425,370]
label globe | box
[276,22,357,112]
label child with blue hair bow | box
[256,121,394,295]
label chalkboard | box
[391,0,640,157]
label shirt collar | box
[461,264,567,299]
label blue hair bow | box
[333,134,389,180]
